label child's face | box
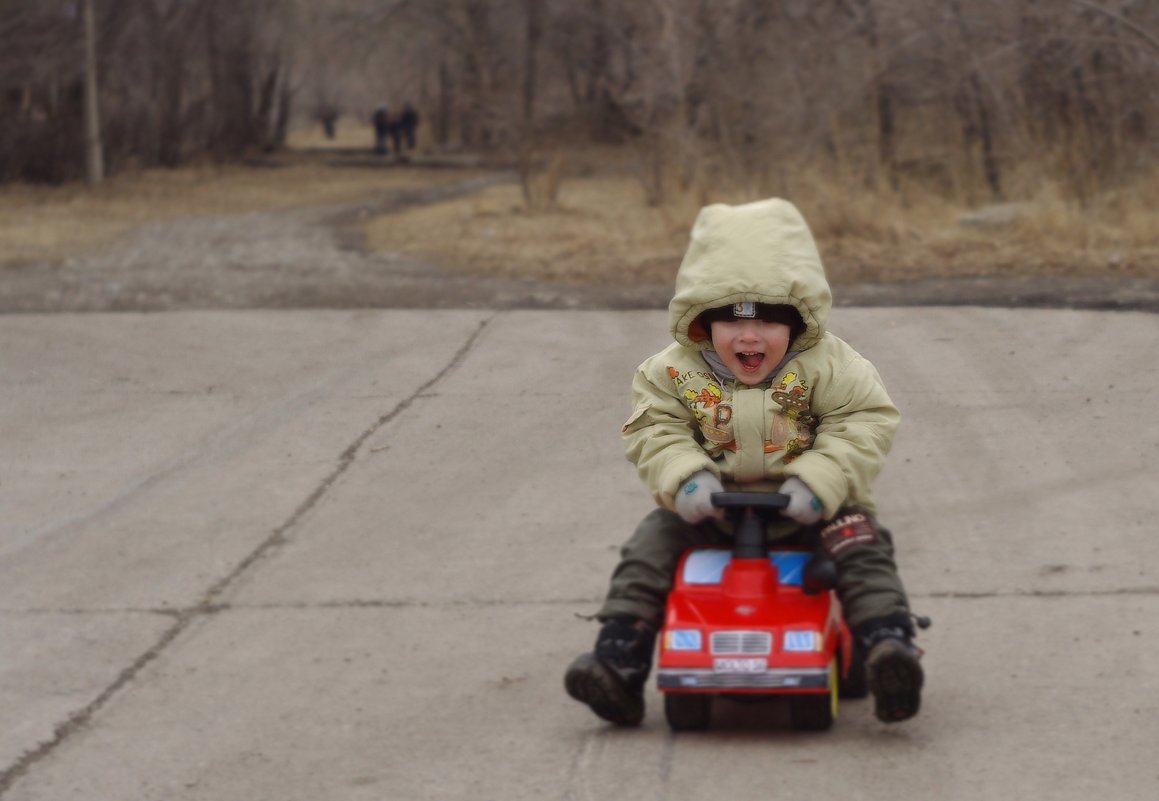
[709,318,793,385]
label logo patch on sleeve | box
[820,512,878,558]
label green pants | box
[597,507,911,630]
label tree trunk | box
[273,75,292,149]
[855,0,894,185]
[436,60,452,147]
[82,0,104,184]
[948,0,1002,199]
[522,0,543,127]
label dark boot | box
[858,614,924,723]
[564,617,656,726]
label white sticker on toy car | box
[714,657,767,673]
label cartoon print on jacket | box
[770,372,818,462]
[682,383,722,420]
[667,366,731,444]
[667,366,818,458]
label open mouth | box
[737,351,765,371]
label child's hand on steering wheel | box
[674,470,725,524]
[781,477,824,524]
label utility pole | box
[83,0,105,184]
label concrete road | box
[1,307,1157,800]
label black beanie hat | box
[699,302,805,342]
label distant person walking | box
[372,105,390,155]
[397,104,419,150]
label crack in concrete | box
[0,608,185,618]
[0,609,199,797]
[924,586,1159,599]
[5,584,1159,620]
[4,353,386,566]
[216,597,605,611]
[0,315,495,798]
[203,314,494,609]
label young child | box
[564,197,924,726]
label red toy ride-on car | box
[656,491,868,731]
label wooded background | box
[2,0,1156,204]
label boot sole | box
[867,639,924,723]
[564,653,645,727]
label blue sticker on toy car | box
[669,630,702,651]
[683,550,808,586]
[783,630,818,652]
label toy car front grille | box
[656,668,831,691]
[710,631,772,655]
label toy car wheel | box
[790,662,838,731]
[790,693,835,731]
[664,693,712,731]
[839,645,869,699]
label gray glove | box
[674,470,724,524]
[781,476,825,524]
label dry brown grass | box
[363,176,693,285]
[3,130,1156,287]
[364,160,1159,287]
[797,167,1159,282]
[0,147,475,264]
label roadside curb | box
[833,275,1159,313]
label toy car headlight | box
[782,630,820,652]
[664,629,703,651]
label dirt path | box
[3,169,1157,313]
[2,172,667,313]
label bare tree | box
[81,0,104,183]
[0,0,86,182]
[522,0,543,126]
[2,0,1157,193]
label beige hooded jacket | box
[621,198,899,518]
